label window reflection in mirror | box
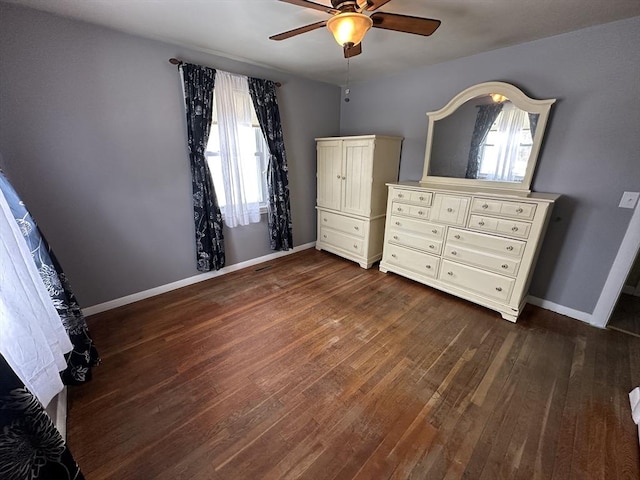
[422,82,555,191]
[428,94,539,184]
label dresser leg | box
[500,311,518,323]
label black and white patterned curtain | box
[248,78,293,251]
[528,112,539,139]
[465,103,504,179]
[0,354,85,480]
[0,172,99,385]
[180,63,225,271]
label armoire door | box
[316,140,342,211]
[341,139,373,216]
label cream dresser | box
[316,135,402,268]
[379,82,559,321]
[380,182,558,321]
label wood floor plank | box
[67,249,640,479]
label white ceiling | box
[5,0,640,85]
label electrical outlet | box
[619,191,639,209]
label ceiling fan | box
[270,0,441,58]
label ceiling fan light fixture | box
[326,12,373,47]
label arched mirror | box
[421,82,555,192]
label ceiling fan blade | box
[278,0,339,15]
[270,21,327,41]
[370,12,441,36]
[362,0,392,11]
[344,43,363,58]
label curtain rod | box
[169,58,282,87]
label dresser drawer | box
[319,210,365,238]
[432,194,470,225]
[469,215,531,239]
[391,189,432,206]
[471,198,537,220]
[391,202,431,220]
[388,229,443,255]
[446,228,525,258]
[439,260,515,302]
[319,227,363,255]
[389,215,444,239]
[385,244,439,278]
[443,245,520,277]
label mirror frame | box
[420,81,556,192]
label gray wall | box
[0,3,341,307]
[340,16,640,314]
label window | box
[204,71,269,227]
[478,103,533,182]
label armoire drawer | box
[319,210,365,238]
[468,215,531,239]
[384,244,439,278]
[446,228,525,258]
[439,260,515,302]
[443,244,521,277]
[388,229,443,255]
[391,202,431,220]
[319,227,363,255]
[471,198,537,220]
[388,215,444,239]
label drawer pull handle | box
[342,176,346,180]
[393,235,399,240]
[512,226,519,232]
[323,218,327,222]
[482,203,489,209]
[418,210,424,215]
[451,250,457,255]
[447,271,454,276]
[496,287,503,292]
[354,226,359,231]
[432,229,438,234]
[478,221,485,226]
[395,221,401,226]
[391,253,397,258]
[501,264,509,269]
[397,207,403,212]
[323,234,327,238]
[425,265,431,269]
[353,244,358,249]
[506,246,514,251]
[447,208,454,213]
[516,207,524,213]
[419,196,425,201]
[398,193,404,198]
[454,234,461,239]
[429,244,435,249]
[336,174,341,179]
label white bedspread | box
[0,188,72,406]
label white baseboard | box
[83,242,316,317]
[527,295,594,326]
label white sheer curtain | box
[0,188,71,407]
[480,103,531,182]
[214,71,262,228]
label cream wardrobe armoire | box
[315,135,402,268]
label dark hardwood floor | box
[68,249,640,479]
[608,293,640,338]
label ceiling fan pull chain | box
[345,55,351,102]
